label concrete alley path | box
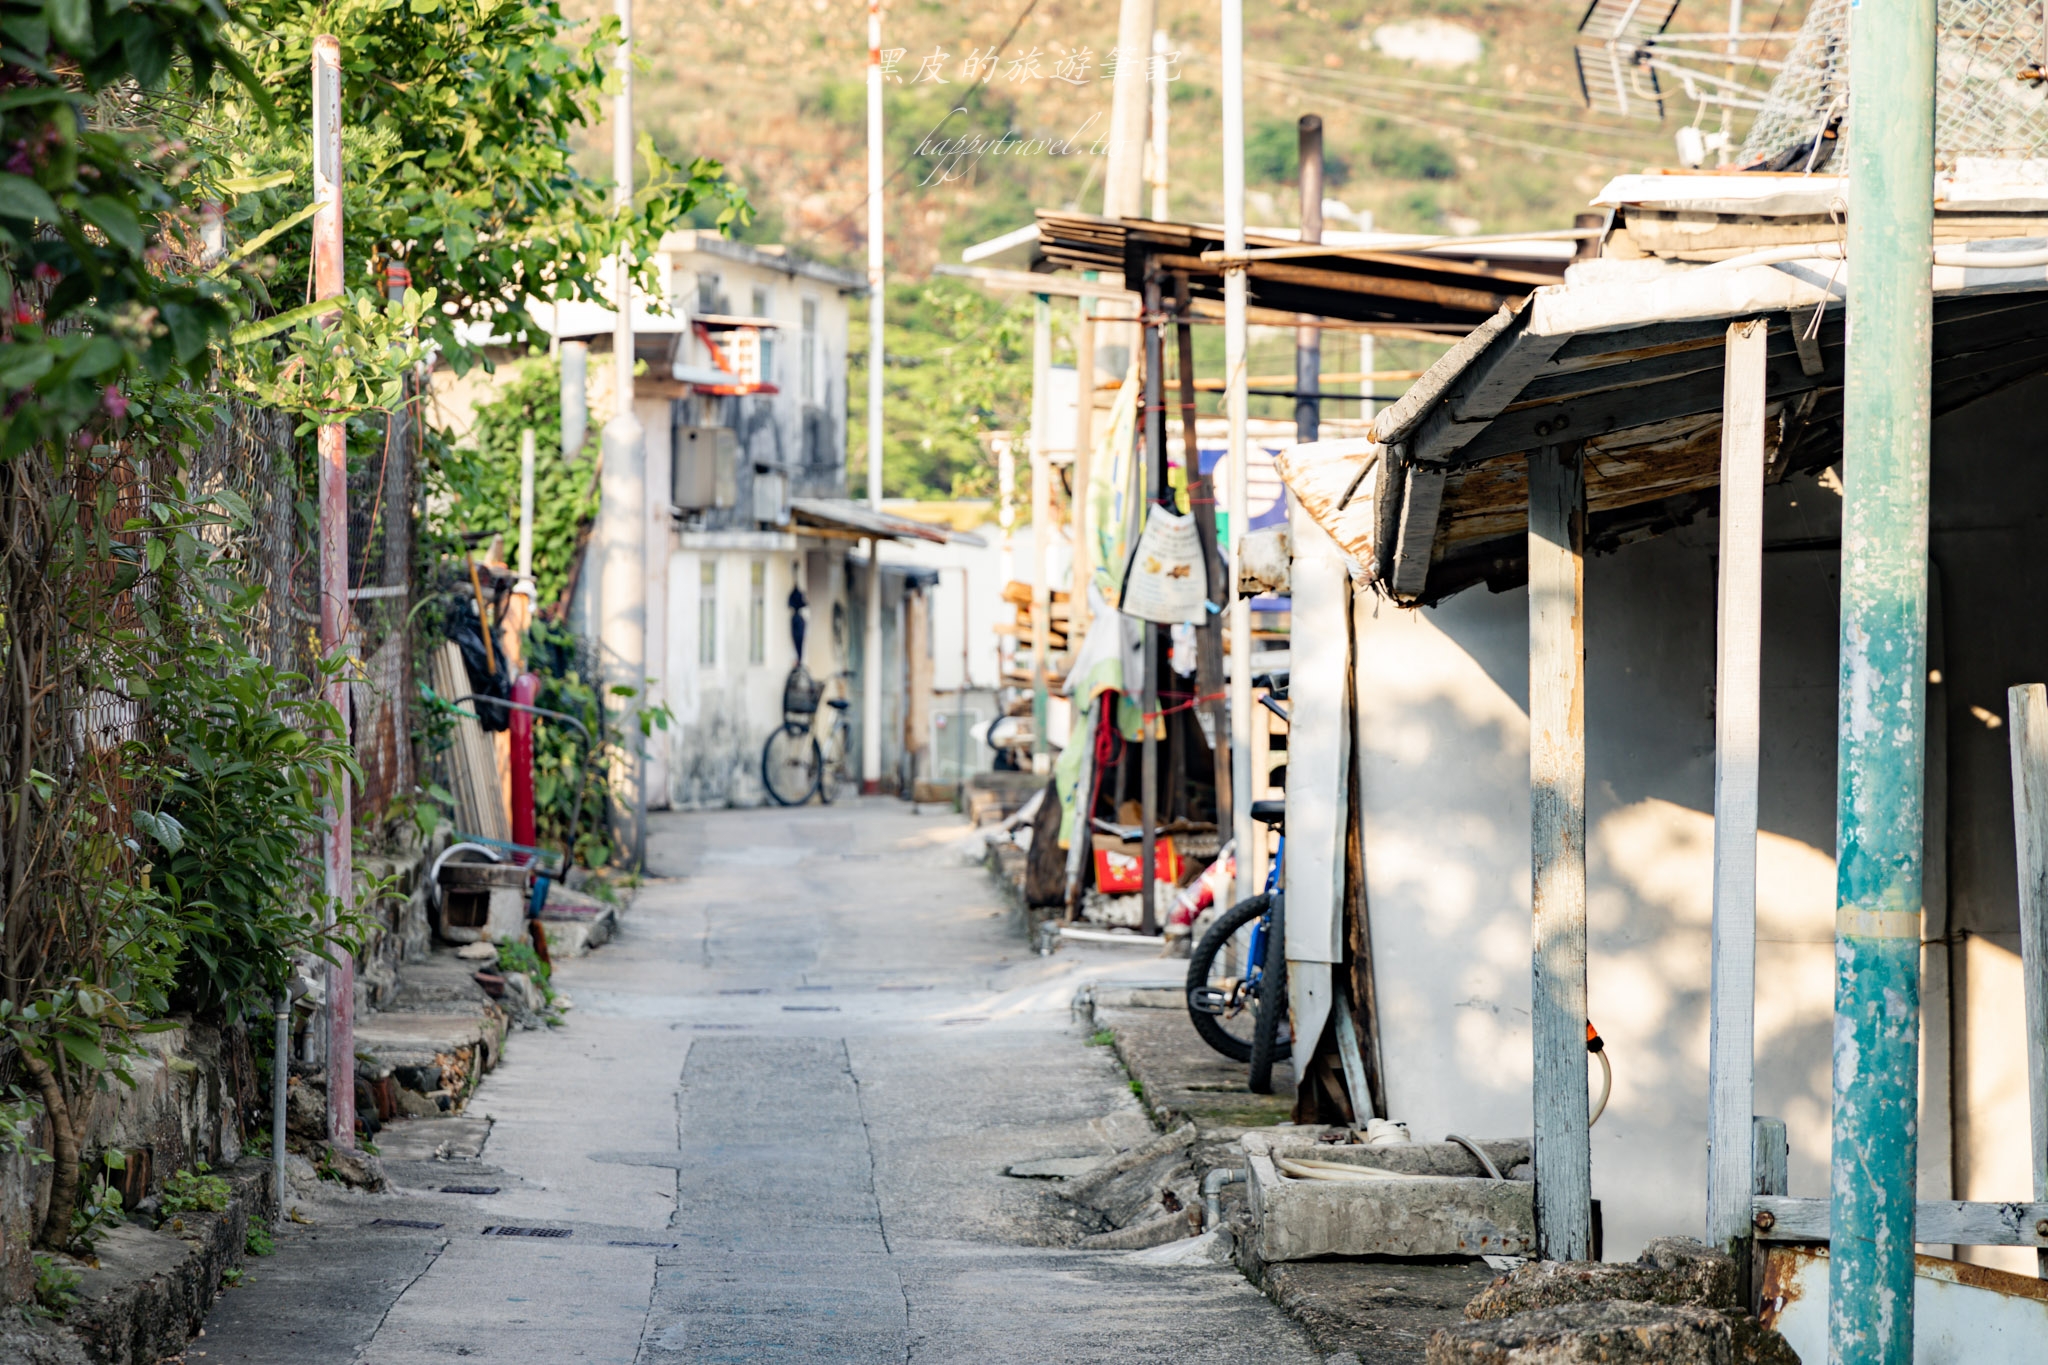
[197,801,1321,1363]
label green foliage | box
[515,618,657,869]
[245,1222,275,1256]
[220,1265,245,1287]
[0,1098,51,1163]
[159,1164,230,1215]
[32,1253,80,1317]
[222,0,748,370]
[449,356,599,612]
[847,279,1034,501]
[142,652,361,1020]
[1367,127,1457,182]
[1088,1029,1114,1047]
[494,937,551,990]
[1245,117,1352,187]
[71,1174,125,1252]
[0,0,260,456]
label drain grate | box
[370,1218,445,1230]
[440,1185,502,1195]
[482,1226,572,1238]
[607,1239,680,1248]
[782,1005,839,1012]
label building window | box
[697,271,721,315]
[801,297,818,404]
[748,561,767,665]
[698,560,717,667]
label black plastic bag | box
[447,596,511,731]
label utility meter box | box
[673,426,739,510]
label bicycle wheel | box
[816,717,849,804]
[1248,894,1289,1094]
[762,724,821,806]
[1185,894,1272,1064]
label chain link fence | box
[1742,0,2048,168]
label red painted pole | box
[511,673,539,854]
[311,33,355,1150]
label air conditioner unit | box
[673,426,739,510]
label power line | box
[792,0,1045,253]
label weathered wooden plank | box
[1528,443,1591,1263]
[1753,1116,1789,1197]
[1388,465,1447,600]
[1753,1197,2048,1246]
[2007,682,2048,1278]
[1707,319,1768,1258]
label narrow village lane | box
[196,801,1320,1363]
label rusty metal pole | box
[311,33,355,1150]
[1294,116,1323,446]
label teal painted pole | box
[1831,0,1935,1354]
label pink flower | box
[102,386,128,420]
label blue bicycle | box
[1185,674,1292,1093]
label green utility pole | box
[1831,0,1936,1356]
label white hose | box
[1699,242,2048,273]
[1590,1047,1612,1128]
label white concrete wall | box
[664,534,818,808]
[1356,508,1849,1261]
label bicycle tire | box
[1248,894,1289,1094]
[1185,894,1273,1064]
[816,719,849,804]
[762,724,822,806]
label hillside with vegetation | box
[591,0,1805,496]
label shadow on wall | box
[1361,504,1845,1258]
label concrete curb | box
[59,1161,270,1365]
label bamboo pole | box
[1830,0,1935,1346]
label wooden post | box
[1175,281,1230,835]
[1528,443,1590,1262]
[2007,682,2048,1278]
[1072,292,1095,639]
[1139,271,1165,935]
[1707,319,1767,1263]
[1030,293,1052,774]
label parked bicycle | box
[1185,670,1294,1093]
[761,665,853,806]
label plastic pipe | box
[511,673,540,854]
[1203,1167,1247,1228]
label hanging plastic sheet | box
[1119,504,1210,624]
[1086,364,1142,603]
